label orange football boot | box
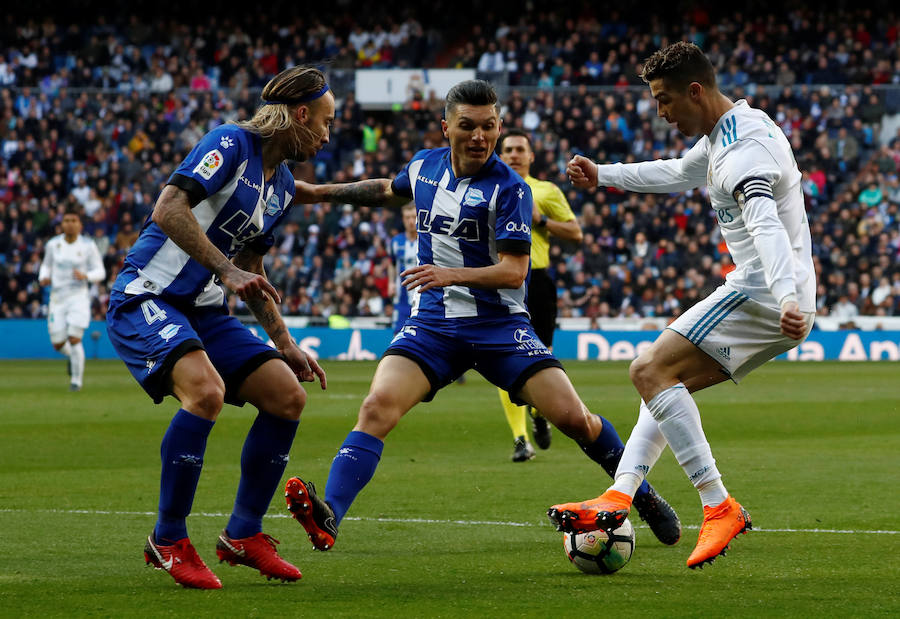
[547,489,633,533]
[686,495,752,569]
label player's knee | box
[629,353,654,389]
[276,385,306,421]
[187,381,226,419]
[357,390,399,434]
[547,398,592,441]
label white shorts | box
[668,284,815,383]
[48,295,91,343]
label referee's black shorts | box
[527,268,557,347]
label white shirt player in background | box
[38,209,105,391]
[552,42,816,569]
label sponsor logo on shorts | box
[716,346,731,360]
[193,149,223,180]
[513,327,551,356]
[158,323,182,342]
[389,325,417,344]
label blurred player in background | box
[38,208,105,392]
[106,65,329,588]
[388,203,419,333]
[551,42,815,569]
[285,79,681,554]
[496,129,583,462]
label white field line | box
[0,508,897,535]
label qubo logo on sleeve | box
[505,221,530,234]
[194,149,223,180]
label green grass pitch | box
[1,359,898,617]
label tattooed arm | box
[232,246,327,389]
[152,185,280,303]
[293,178,410,208]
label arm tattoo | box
[245,295,288,345]
[236,250,291,347]
[155,190,232,276]
[325,179,407,207]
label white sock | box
[610,400,669,498]
[61,340,72,357]
[647,383,728,508]
[69,342,85,387]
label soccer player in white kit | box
[548,42,816,569]
[38,208,105,391]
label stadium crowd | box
[2,2,900,324]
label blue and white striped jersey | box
[391,148,533,319]
[112,124,297,307]
[389,231,419,310]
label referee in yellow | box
[498,129,584,461]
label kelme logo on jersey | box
[194,149,223,180]
[265,193,281,216]
[462,187,485,207]
[158,323,183,342]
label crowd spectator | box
[2,2,900,324]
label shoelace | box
[259,533,281,552]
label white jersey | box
[596,100,816,312]
[39,234,105,303]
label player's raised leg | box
[630,330,750,567]
[287,354,430,550]
[520,367,681,545]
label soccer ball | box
[562,519,635,574]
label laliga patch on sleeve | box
[193,149,224,180]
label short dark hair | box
[444,79,498,118]
[498,128,533,152]
[640,42,716,91]
[63,206,82,218]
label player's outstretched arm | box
[152,185,279,303]
[232,247,327,389]
[294,178,409,208]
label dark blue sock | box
[579,415,651,498]
[226,411,299,539]
[154,409,215,543]
[324,430,384,525]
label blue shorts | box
[385,314,563,404]
[106,292,281,404]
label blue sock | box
[226,411,299,539]
[324,430,384,525]
[154,409,215,543]
[579,415,651,498]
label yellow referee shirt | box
[525,175,576,269]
